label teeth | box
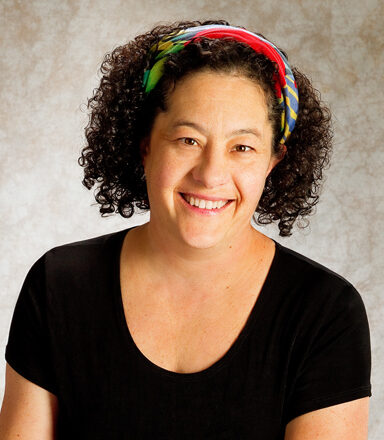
[183,194,228,209]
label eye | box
[234,145,253,152]
[179,137,198,146]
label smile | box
[179,192,233,215]
[182,193,229,209]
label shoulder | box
[26,228,129,291]
[272,240,367,322]
[274,239,357,291]
[16,228,131,316]
[46,227,126,256]
[273,243,371,393]
[44,227,127,270]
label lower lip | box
[178,193,233,216]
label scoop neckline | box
[111,225,281,381]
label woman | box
[0,20,372,439]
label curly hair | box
[78,19,333,237]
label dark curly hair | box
[78,19,333,237]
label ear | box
[139,136,150,167]
[267,144,287,177]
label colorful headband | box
[142,24,298,144]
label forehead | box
[168,70,267,105]
[156,70,270,131]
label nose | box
[191,144,231,189]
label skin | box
[134,69,283,305]
[284,397,370,439]
[0,70,369,439]
[131,70,371,438]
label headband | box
[142,24,298,144]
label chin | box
[177,225,228,249]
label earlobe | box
[280,144,287,159]
[140,137,150,166]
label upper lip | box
[181,192,233,201]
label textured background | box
[1,0,383,436]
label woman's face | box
[141,70,283,249]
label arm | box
[284,397,369,440]
[0,362,58,439]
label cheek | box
[147,155,182,191]
[239,171,269,202]
[242,169,268,189]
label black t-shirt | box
[5,226,372,439]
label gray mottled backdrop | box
[1,0,383,436]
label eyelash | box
[179,137,254,152]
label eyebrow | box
[170,120,262,139]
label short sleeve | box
[285,282,372,424]
[5,254,57,395]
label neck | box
[125,221,271,301]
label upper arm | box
[284,282,372,424]
[0,362,58,439]
[284,397,370,440]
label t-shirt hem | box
[5,347,57,396]
[285,385,372,425]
